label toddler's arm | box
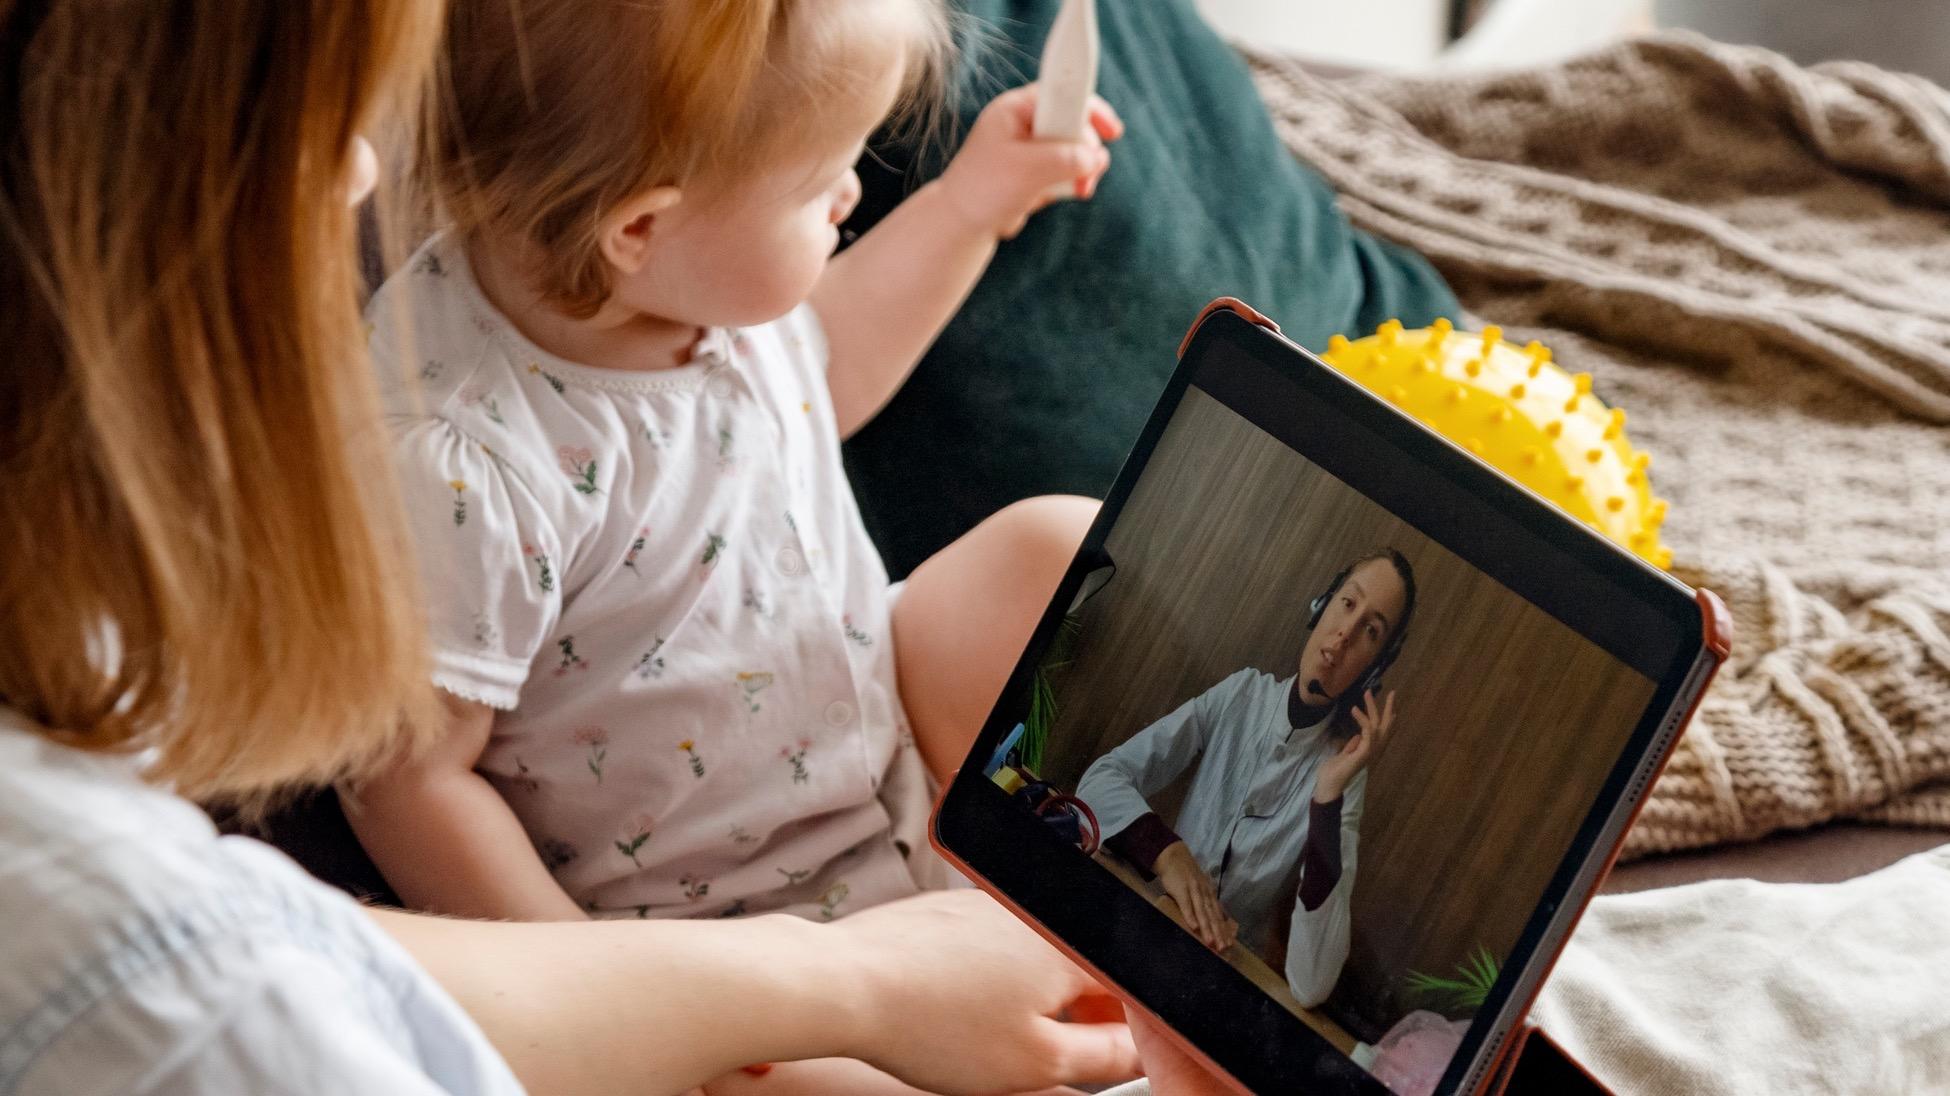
[699,1057,975,1096]
[814,85,1121,437]
[347,690,588,921]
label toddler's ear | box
[599,186,684,275]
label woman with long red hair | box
[0,3,1153,1092]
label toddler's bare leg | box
[893,495,1098,785]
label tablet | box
[931,300,1729,1096]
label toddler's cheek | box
[725,249,826,325]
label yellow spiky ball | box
[1320,318,1672,570]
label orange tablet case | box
[931,299,1735,1096]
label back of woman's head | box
[0,0,445,807]
[427,0,951,316]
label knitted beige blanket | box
[1245,34,1950,859]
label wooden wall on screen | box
[1041,388,1656,1042]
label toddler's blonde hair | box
[426,0,953,316]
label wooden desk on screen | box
[1093,852,1359,1056]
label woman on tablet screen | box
[1076,551,1416,1006]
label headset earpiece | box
[1359,615,1411,700]
[1307,565,1354,630]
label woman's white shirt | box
[0,710,525,1096]
[1074,669,1363,1007]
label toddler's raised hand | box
[938,84,1123,240]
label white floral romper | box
[369,234,947,922]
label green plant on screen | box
[1404,945,1501,1014]
[1019,614,1081,772]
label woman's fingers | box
[1215,910,1239,951]
[1160,847,1231,951]
[1030,1018,1142,1088]
[1129,1012,1235,1096]
[1190,882,1219,947]
[1172,869,1211,946]
[1163,870,1208,944]
[1369,692,1397,753]
[1197,881,1229,951]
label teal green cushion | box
[841,0,1457,577]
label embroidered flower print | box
[818,882,850,921]
[716,423,735,468]
[512,756,540,794]
[780,736,812,784]
[737,671,775,714]
[535,836,578,871]
[698,531,727,579]
[641,421,673,449]
[416,251,445,277]
[448,479,468,526]
[679,739,705,778]
[680,874,712,900]
[478,441,512,471]
[558,444,600,495]
[716,900,750,919]
[522,543,555,593]
[842,613,873,647]
[743,587,775,621]
[472,612,500,649]
[527,362,566,395]
[633,638,667,680]
[460,385,506,425]
[420,360,445,383]
[776,866,812,886]
[574,726,609,783]
[615,814,654,867]
[730,825,759,846]
[622,527,648,578]
[554,635,589,677]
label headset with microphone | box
[1304,554,1416,709]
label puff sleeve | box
[391,418,565,710]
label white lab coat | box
[1076,669,1363,1006]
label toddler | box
[352,0,1117,955]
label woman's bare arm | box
[374,888,1141,1096]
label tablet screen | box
[977,370,1668,1096]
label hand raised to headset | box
[1313,689,1395,804]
